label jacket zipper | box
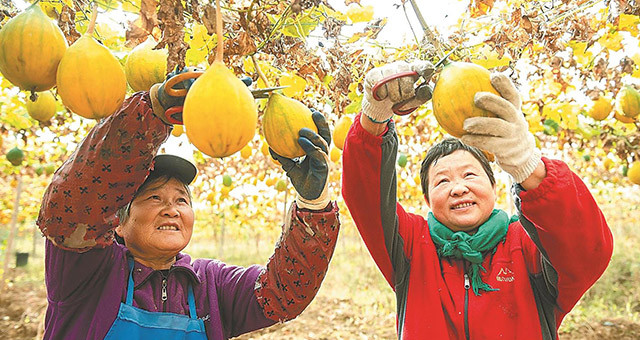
[161,278,168,312]
[464,273,470,340]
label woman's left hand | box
[461,73,541,183]
[269,110,332,210]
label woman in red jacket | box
[341,61,613,340]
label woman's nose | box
[161,202,180,216]
[450,180,469,196]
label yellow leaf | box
[61,0,73,8]
[548,82,563,96]
[471,55,511,69]
[38,2,63,19]
[469,45,511,69]
[569,41,587,56]
[346,32,365,43]
[542,102,562,122]
[279,73,307,98]
[122,0,141,12]
[95,23,123,50]
[598,32,624,51]
[346,5,374,24]
[618,14,639,31]
[1,75,15,89]
[243,57,255,73]
[399,126,415,137]
[318,4,348,22]
[187,24,213,51]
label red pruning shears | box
[371,50,455,115]
[163,70,204,123]
[162,71,288,121]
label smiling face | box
[425,150,496,232]
[115,177,194,265]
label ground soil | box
[1,279,639,340]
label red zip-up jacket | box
[342,115,613,340]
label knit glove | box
[461,73,541,183]
[269,110,332,210]
[361,61,435,123]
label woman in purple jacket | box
[37,69,340,340]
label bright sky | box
[328,0,467,46]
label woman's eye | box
[178,197,189,204]
[436,178,448,185]
[149,195,161,200]
[465,172,476,177]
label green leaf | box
[3,110,33,130]
[280,14,319,38]
[344,96,362,114]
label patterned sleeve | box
[37,92,171,252]
[254,202,340,321]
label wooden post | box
[1,175,23,291]
[282,186,288,225]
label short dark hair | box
[114,173,192,244]
[419,138,495,202]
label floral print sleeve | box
[37,92,170,252]
[254,202,340,321]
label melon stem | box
[214,0,223,63]
[29,0,43,8]
[86,3,98,36]
[251,54,272,88]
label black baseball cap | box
[150,154,197,185]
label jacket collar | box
[128,252,202,288]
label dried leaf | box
[125,20,150,48]
[57,5,81,45]
[140,0,159,33]
[224,31,257,56]
[157,0,188,71]
[201,4,217,35]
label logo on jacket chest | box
[496,267,515,282]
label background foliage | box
[0,0,639,338]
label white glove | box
[362,61,434,123]
[461,73,541,183]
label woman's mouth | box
[157,225,179,231]
[451,202,474,210]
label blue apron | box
[104,257,207,340]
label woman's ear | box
[424,195,430,208]
[114,225,125,244]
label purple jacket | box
[38,92,340,339]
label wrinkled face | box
[426,150,496,232]
[116,178,194,259]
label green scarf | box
[428,209,517,296]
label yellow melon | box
[56,9,126,119]
[262,93,318,159]
[125,38,168,92]
[615,85,640,119]
[330,146,341,162]
[0,4,68,92]
[628,161,640,185]
[432,62,501,138]
[26,91,57,122]
[333,115,353,150]
[240,144,252,159]
[587,96,612,121]
[183,62,258,158]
